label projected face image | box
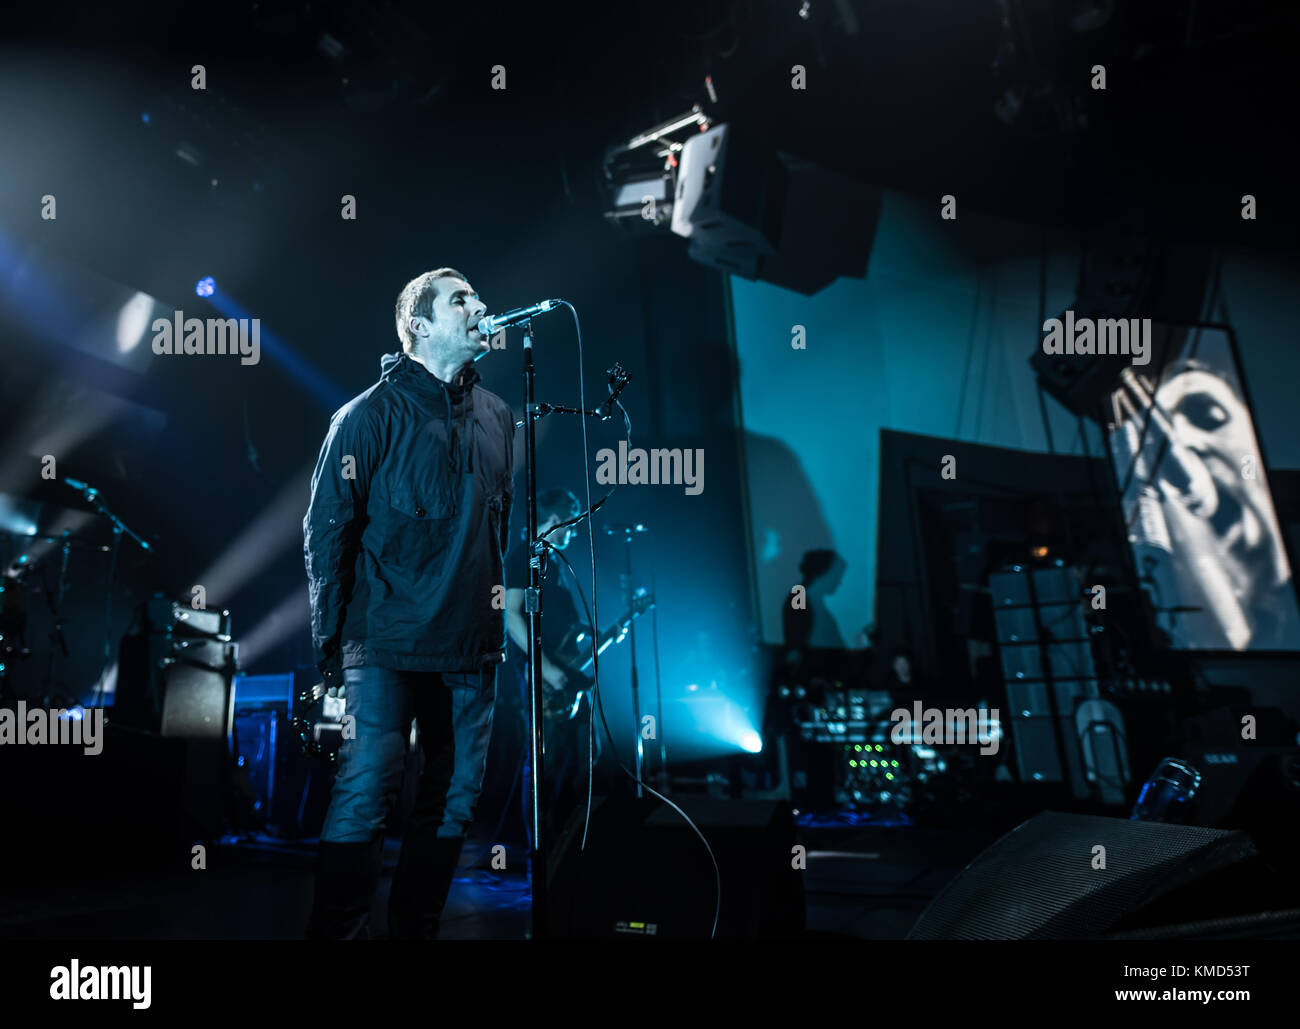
[1112,345,1300,651]
[1149,368,1288,590]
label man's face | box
[411,276,488,363]
[1115,347,1300,649]
[1153,367,1286,584]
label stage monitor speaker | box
[548,796,804,939]
[906,811,1284,939]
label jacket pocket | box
[388,488,454,522]
[381,490,454,575]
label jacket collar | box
[380,352,480,399]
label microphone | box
[476,299,563,336]
[599,363,631,420]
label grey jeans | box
[320,665,497,843]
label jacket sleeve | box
[303,403,379,679]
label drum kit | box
[0,527,106,705]
[0,478,151,708]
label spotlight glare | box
[195,276,216,298]
[116,291,154,352]
[740,729,763,754]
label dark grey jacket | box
[303,352,515,680]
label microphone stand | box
[39,531,74,708]
[518,354,633,939]
[612,526,647,797]
[66,482,152,708]
[520,319,550,941]
[600,522,667,794]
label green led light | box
[892,760,899,767]
[849,760,857,768]
[870,760,878,768]
[854,744,862,752]
[885,772,894,780]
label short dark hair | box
[538,488,581,525]
[395,267,469,350]
[798,548,838,580]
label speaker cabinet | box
[159,661,234,740]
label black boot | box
[305,837,385,940]
[387,833,465,940]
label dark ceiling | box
[4,0,1297,247]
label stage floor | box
[0,817,996,940]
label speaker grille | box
[160,663,233,740]
[907,811,1256,939]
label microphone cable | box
[533,301,721,939]
[543,539,720,940]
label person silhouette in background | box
[782,549,847,649]
[880,646,917,695]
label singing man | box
[303,267,515,939]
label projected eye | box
[1176,393,1229,431]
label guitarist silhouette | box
[503,489,594,848]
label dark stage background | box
[0,17,760,765]
[2,0,1300,952]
